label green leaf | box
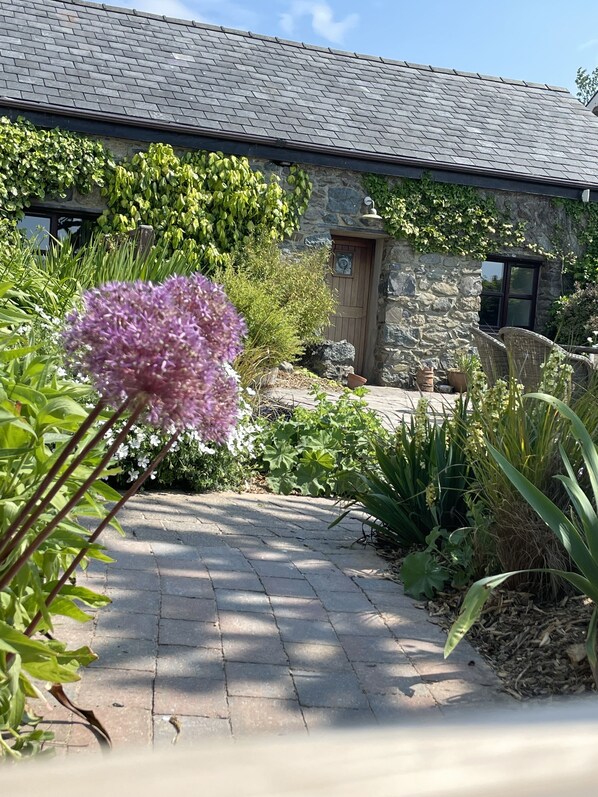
[401,550,450,599]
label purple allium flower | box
[63,277,245,435]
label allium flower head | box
[63,276,245,435]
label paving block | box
[153,676,228,718]
[251,560,303,579]
[158,619,221,649]
[156,644,225,679]
[368,690,441,723]
[77,666,155,709]
[222,632,288,666]
[103,588,161,615]
[214,588,272,614]
[160,575,215,598]
[161,595,218,623]
[209,570,265,592]
[337,634,404,664]
[259,576,316,598]
[225,662,296,700]
[327,611,390,637]
[89,637,157,673]
[218,609,278,636]
[229,696,306,736]
[305,574,361,593]
[106,569,161,592]
[68,707,153,751]
[284,642,352,672]
[302,706,377,732]
[292,671,370,709]
[352,661,424,695]
[94,610,158,641]
[269,596,328,621]
[153,714,231,746]
[315,590,374,613]
[276,617,340,646]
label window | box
[479,258,540,331]
[17,209,98,252]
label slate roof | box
[3,0,598,187]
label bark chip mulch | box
[427,590,596,699]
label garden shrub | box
[232,239,336,343]
[343,398,471,549]
[257,387,387,497]
[461,352,598,595]
[548,283,598,347]
[218,265,303,378]
[110,397,260,494]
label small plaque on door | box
[334,253,353,276]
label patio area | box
[40,490,506,753]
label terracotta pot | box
[347,372,367,389]
[447,369,467,393]
[415,366,434,393]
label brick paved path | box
[42,492,505,751]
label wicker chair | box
[471,327,510,386]
[499,326,595,395]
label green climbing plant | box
[98,143,312,271]
[363,173,527,259]
[0,116,110,222]
[553,198,598,286]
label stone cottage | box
[3,0,598,385]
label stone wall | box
[31,133,582,388]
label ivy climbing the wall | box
[553,198,598,286]
[363,173,527,259]
[99,143,312,271]
[0,116,110,220]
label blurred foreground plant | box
[0,274,245,757]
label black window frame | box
[479,257,541,332]
[18,207,100,251]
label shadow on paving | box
[37,491,508,753]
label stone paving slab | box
[267,384,458,430]
[39,491,507,752]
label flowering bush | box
[110,393,261,493]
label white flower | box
[149,434,161,447]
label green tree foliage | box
[99,143,312,271]
[576,66,598,105]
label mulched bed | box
[427,590,596,699]
[376,545,596,700]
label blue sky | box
[117,0,598,94]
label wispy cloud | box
[116,0,258,30]
[280,2,359,44]
[578,38,598,51]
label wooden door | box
[325,237,375,375]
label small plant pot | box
[447,369,467,393]
[347,372,367,389]
[415,366,434,393]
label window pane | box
[479,295,501,329]
[57,216,95,249]
[18,215,51,250]
[506,298,532,327]
[481,261,504,292]
[509,266,535,295]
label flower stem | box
[0,400,146,592]
[24,432,180,638]
[0,400,108,560]
[0,399,130,565]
